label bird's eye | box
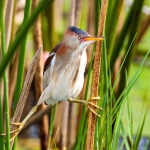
[78,36,82,40]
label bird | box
[10,26,105,140]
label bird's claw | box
[84,97,102,117]
[90,96,101,100]
[0,121,24,141]
[68,96,102,117]
[10,121,24,141]
[10,120,22,126]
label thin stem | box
[13,0,32,114]
[0,0,10,149]
[0,96,5,150]
[32,0,49,149]
[4,75,10,150]
[5,0,15,49]
[47,104,57,149]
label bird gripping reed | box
[86,0,108,149]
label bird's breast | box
[50,50,87,101]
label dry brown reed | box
[10,47,42,149]
[86,0,108,149]
[32,0,49,149]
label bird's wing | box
[38,43,62,105]
[43,43,62,73]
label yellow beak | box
[85,36,105,41]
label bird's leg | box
[67,96,102,117]
[9,105,38,141]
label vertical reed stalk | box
[86,0,108,149]
[13,0,32,114]
[0,0,10,149]
[69,0,77,26]
[0,98,5,150]
[59,0,77,149]
[68,0,80,149]
[5,0,14,49]
[60,102,69,150]
[32,0,49,149]
[11,1,32,147]
[47,104,57,150]
[137,15,150,43]
[9,0,18,108]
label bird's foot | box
[0,121,24,141]
[68,96,102,117]
[90,96,101,101]
[0,105,38,141]
[87,96,102,117]
[9,121,25,141]
[10,105,38,141]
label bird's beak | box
[85,36,105,41]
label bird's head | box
[63,26,105,51]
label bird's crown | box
[67,26,89,36]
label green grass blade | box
[0,0,54,78]
[48,103,58,149]
[13,0,32,113]
[112,49,150,119]
[110,0,144,70]
[106,0,123,53]
[3,75,10,150]
[102,38,112,150]
[80,120,88,150]
[113,98,125,138]
[127,95,133,148]
[11,1,32,148]
[0,0,10,149]
[116,0,145,98]
[133,111,147,149]
[120,121,130,150]
[0,97,5,150]
[95,0,101,33]
[111,125,120,150]
[112,34,137,92]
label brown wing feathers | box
[43,43,62,73]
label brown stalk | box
[59,102,69,150]
[137,15,150,43]
[86,0,108,149]
[5,0,14,49]
[10,47,42,149]
[9,52,18,110]
[4,0,14,103]
[68,0,82,149]
[68,0,77,26]
[8,0,19,108]
[74,0,82,27]
[59,0,77,149]
[32,0,49,149]
[3,0,14,111]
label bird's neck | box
[57,43,87,56]
[55,46,87,71]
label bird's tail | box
[37,90,56,106]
